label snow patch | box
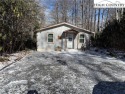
[6,80,28,87]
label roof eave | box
[35,22,94,34]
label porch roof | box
[63,29,78,34]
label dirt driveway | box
[0,50,125,94]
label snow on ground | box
[0,51,31,70]
[0,50,125,94]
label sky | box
[40,0,55,8]
[40,0,55,24]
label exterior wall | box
[75,32,91,49]
[37,26,70,51]
[37,26,91,52]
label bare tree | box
[55,0,59,23]
[94,9,97,32]
[81,0,84,28]
[48,0,117,32]
[97,8,101,32]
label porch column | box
[77,33,79,49]
[65,32,67,51]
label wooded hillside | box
[0,0,45,55]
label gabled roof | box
[36,22,94,34]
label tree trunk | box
[97,8,101,32]
[94,9,96,32]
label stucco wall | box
[37,26,70,51]
[74,32,90,49]
[37,26,91,51]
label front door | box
[67,33,74,49]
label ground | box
[0,51,30,70]
[0,50,125,94]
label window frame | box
[47,33,54,43]
[79,34,85,43]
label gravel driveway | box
[0,50,125,94]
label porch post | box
[65,32,67,51]
[77,33,79,49]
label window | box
[79,34,84,43]
[48,34,53,42]
[68,37,72,41]
[68,34,73,41]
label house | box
[36,22,94,52]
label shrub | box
[24,38,36,50]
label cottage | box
[36,22,94,52]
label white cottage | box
[36,22,94,52]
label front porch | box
[61,29,79,51]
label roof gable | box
[36,22,94,34]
